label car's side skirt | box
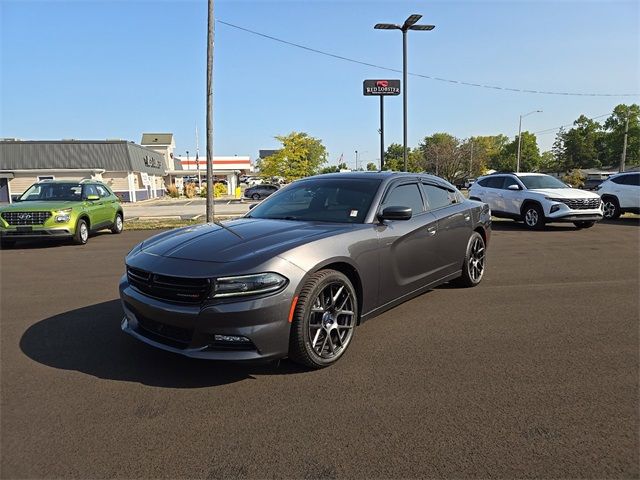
[360,270,462,323]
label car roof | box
[36,179,101,184]
[313,171,451,184]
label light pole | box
[516,110,542,173]
[375,14,435,172]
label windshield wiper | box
[213,220,243,240]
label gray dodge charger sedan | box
[120,172,491,368]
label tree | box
[491,131,540,172]
[555,115,605,170]
[418,133,464,182]
[538,150,559,172]
[466,135,509,175]
[366,162,377,171]
[259,132,327,181]
[382,143,405,171]
[603,104,640,168]
[319,161,348,174]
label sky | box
[1,0,639,170]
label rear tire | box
[289,270,358,369]
[602,197,621,220]
[523,204,545,230]
[574,221,595,229]
[452,232,486,288]
[111,212,124,234]
[73,218,89,245]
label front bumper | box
[548,213,603,223]
[119,275,294,361]
[0,226,73,239]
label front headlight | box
[54,208,72,223]
[210,272,288,298]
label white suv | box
[596,172,640,219]
[469,172,603,230]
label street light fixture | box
[516,109,542,173]
[375,14,435,171]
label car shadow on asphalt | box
[490,220,581,232]
[19,300,309,388]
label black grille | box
[554,198,601,210]
[127,267,211,304]
[1,211,52,225]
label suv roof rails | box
[490,171,516,175]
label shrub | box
[167,184,179,198]
[184,183,197,198]
[562,169,586,189]
[200,182,228,198]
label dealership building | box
[0,140,167,203]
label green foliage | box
[418,133,463,181]
[200,183,228,198]
[554,115,605,170]
[366,162,377,171]
[319,161,348,174]
[259,132,327,181]
[490,131,540,172]
[603,104,640,167]
[382,143,405,171]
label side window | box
[622,174,640,186]
[381,183,424,215]
[502,176,520,190]
[477,178,489,187]
[422,184,455,210]
[95,184,110,197]
[611,176,625,185]
[486,176,505,189]
[83,184,98,199]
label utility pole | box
[205,0,215,222]
[469,139,474,177]
[620,112,629,173]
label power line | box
[534,113,610,135]
[218,20,639,98]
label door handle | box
[464,214,471,222]
[427,226,437,236]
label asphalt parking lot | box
[1,219,638,478]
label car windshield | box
[519,175,568,189]
[247,177,382,223]
[19,183,83,201]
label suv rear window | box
[613,174,640,186]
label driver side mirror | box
[507,184,521,191]
[85,194,100,201]
[248,203,257,210]
[378,206,412,222]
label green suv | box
[0,180,124,247]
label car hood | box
[0,201,78,211]
[139,218,357,263]
[528,188,600,199]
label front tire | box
[602,197,621,220]
[452,232,486,288]
[1,239,15,249]
[523,204,545,230]
[251,193,261,200]
[111,212,124,234]
[289,270,358,369]
[574,221,596,229]
[73,218,89,245]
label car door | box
[422,182,471,276]
[475,176,504,213]
[501,175,525,215]
[96,184,118,224]
[376,181,440,306]
[620,174,640,209]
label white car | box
[596,172,640,219]
[469,172,603,229]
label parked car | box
[244,184,279,200]
[0,180,123,247]
[455,178,476,190]
[597,172,640,219]
[582,178,605,191]
[469,172,603,229]
[120,172,491,368]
